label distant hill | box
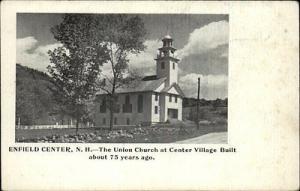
[183,97,228,108]
[182,97,227,123]
[16,64,65,125]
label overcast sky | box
[17,13,228,99]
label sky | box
[17,13,228,99]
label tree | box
[47,14,146,132]
[48,14,109,133]
[93,15,146,131]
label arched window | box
[100,96,106,113]
[137,94,143,113]
[123,94,132,113]
[155,106,158,114]
[126,118,130,125]
[155,93,159,101]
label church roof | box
[116,76,166,94]
[97,76,167,95]
[97,76,185,97]
[161,83,185,97]
[163,35,172,40]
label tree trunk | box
[109,99,114,131]
[76,108,79,135]
[61,114,65,125]
[196,77,200,130]
[109,109,114,131]
[109,90,115,131]
[76,118,79,135]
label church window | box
[113,95,120,113]
[155,106,158,114]
[100,97,106,113]
[114,104,120,113]
[126,118,130,125]
[123,94,132,113]
[161,62,165,69]
[169,95,172,102]
[173,62,175,69]
[123,104,132,113]
[125,95,130,104]
[138,94,143,113]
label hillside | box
[182,97,227,123]
[183,97,228,107]
[16,64,61,125]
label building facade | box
[94,35,184,126]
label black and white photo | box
[16,13,228,143]
[2,1,299,190]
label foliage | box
[16,64,61,125]
[183,97,228,107]
[92,15,146,130]
[47,14,146,131]
[182,97,228,123]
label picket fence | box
[16,124,77,130]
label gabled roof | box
[161,83,185,97]
[116,77,166,94]
[97,76,166,95]
[96,76,185,97]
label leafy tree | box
[94,15,146,130]
[47,14,146,132]
[48,14,107,133]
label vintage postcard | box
[1,1,299,190]
[15,13,228,144]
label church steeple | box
[155,35,180,86]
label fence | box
[15,121,197,130]
[16,124,76,130]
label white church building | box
[94,35,185,126]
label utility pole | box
[18,117,21,129]
[196,77,200,130]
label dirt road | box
[175,132,227,144]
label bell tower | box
[155,35,180,87]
